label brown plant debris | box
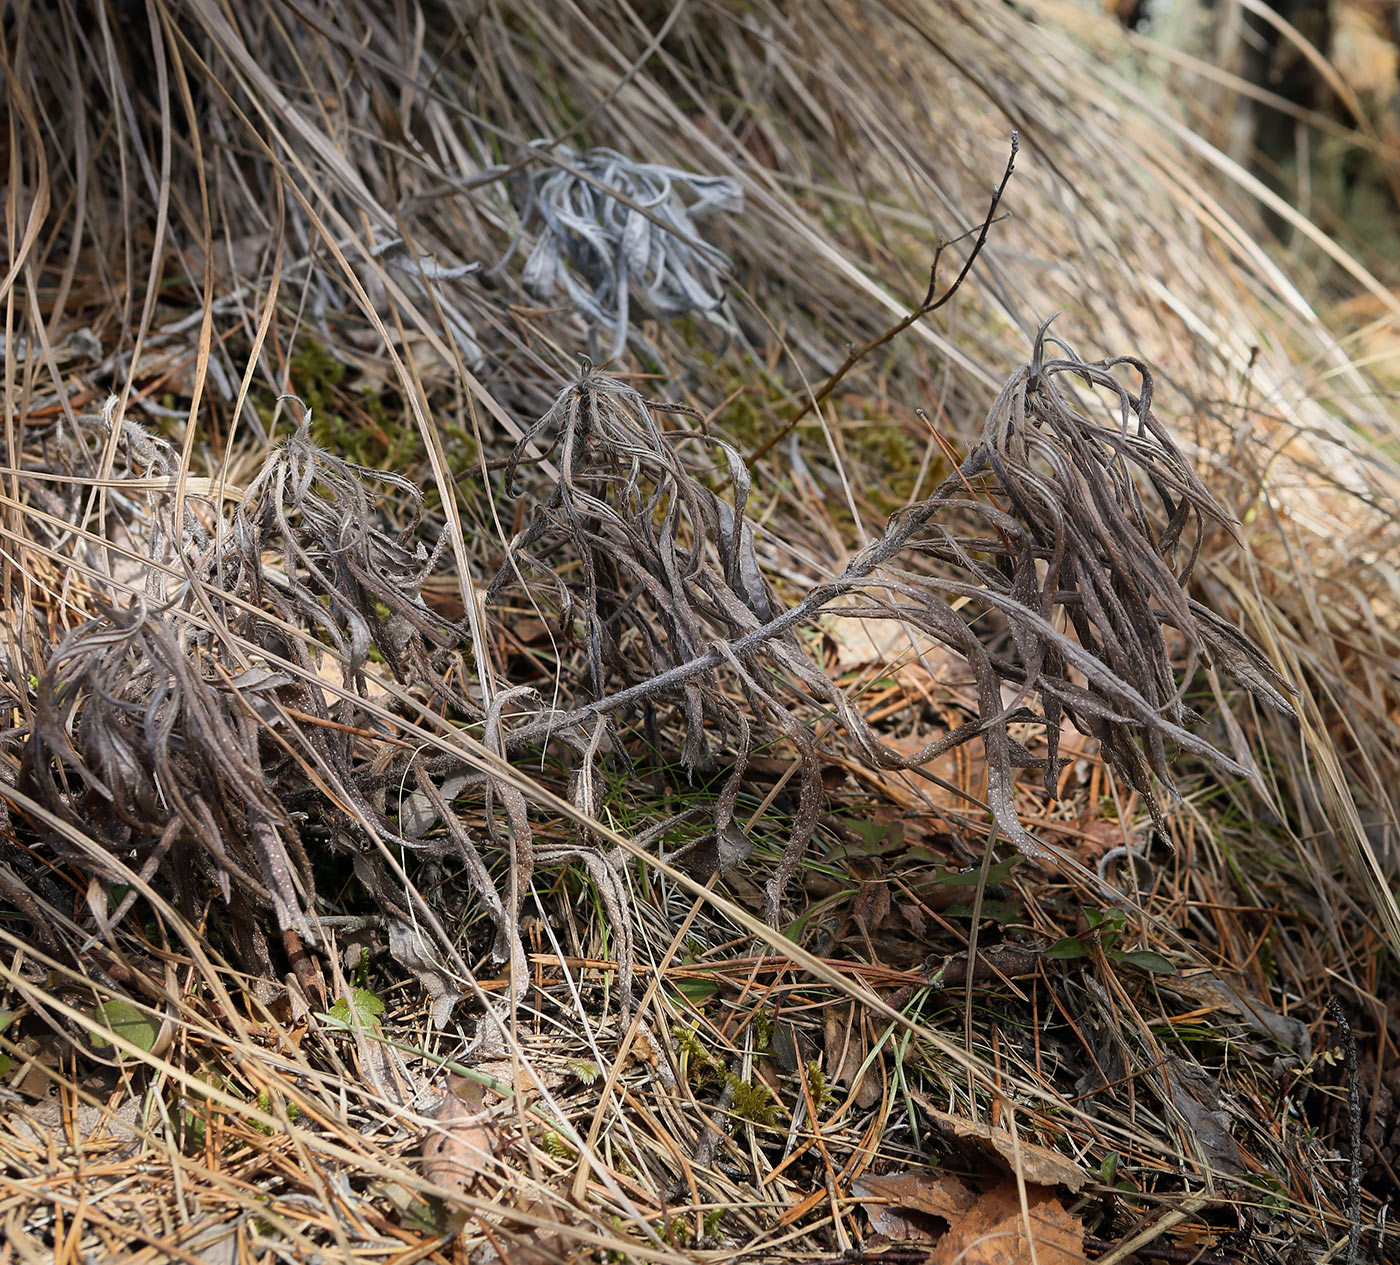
[854,1170,1085,1263]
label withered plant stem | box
[745,133,1019,470]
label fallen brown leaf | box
[474,1058,568,1097]
[914,1095,1086,1192]
[926,942,1043,992]
[421,1073,497,1196]
[854,1171,1085,1263]
[930,1178,1083,1264]
[1162,1057,1249,1176]
[853,1171,978,1240]
[853,878,893,931]
[821,615,966,678]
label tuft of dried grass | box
[513,143,744,361]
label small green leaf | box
[91,999,159,1053]
[0,1011,14,1078]
[327,987,386,1028]
[1100,1152,1120,1185]
[1045,937,1090,961]
[1112,950,1177,974]
[1084,907,1125,932]
[673,977,718,1005]
[829,817,904,857]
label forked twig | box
[746,133,1019,469]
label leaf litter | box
[512,143,744,361]
[854,1170,1085,1264]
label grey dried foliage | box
[487,368,770,876]
[492,325,1295,921]
[9,307,1296,1025]
[221,410,467,706]
[13,406,535,1013]
[21,598,315,938]
[513,144,743,360]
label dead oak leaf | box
[854,1171,1084,1263]
[421,1073,498,1196]
[852,1171,978,1240]
[930,1178,1083,1264]
[823,1002,882,1109]
[853,878,893,931]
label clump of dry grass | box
[1,1,1398,1263]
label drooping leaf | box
[1113,950,1177,974]
[1045,937,1090,961]
[510,144,743,359]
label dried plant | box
[15,406,502,967]
[514,144,743,360]
[20,599,316,941]
[2,1,1395,1258]
[220,404,469,705]
[495,330,1295,919]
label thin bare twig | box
[745,132,1019,469]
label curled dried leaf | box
[422,1073,498,1196]
[513,144,743,359]
[501,335,1295,920]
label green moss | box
[540,1131,579,1162]
[289,339,347,419]
[806,1059,833,1109]
[726,1072,780,1125]
[265,339,425,480]
[751,1007,773,1054]
[251,1090,299,1136]
[671,1023,723,1084]
[708,356,797,457]
[848,421,915,473]
[567,1059,601,1084]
